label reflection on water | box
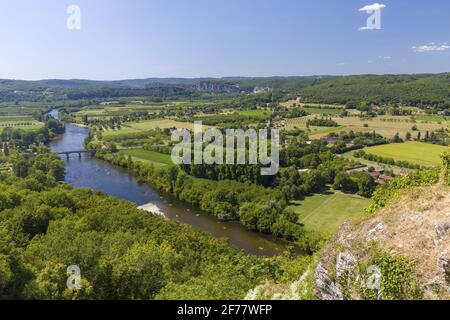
[49,121,289,256]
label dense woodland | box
[298,74,450,110]
[0,149,313,299]
[0,118,65,150]
[1,74,449,111]
[0,73,449,300]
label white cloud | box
[379,56,392,59]
[412,43,450,53]
[368,60,374,64]
[337,62,346,66]
[359,3,386,12]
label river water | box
[48,110,287,256]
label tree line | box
[1,149,310,300]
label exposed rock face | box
[367,222,384,239]
[314,264,343,300]
[336,251,357,278]
[437,253,450,281]
[313,185,450,300]
[196,82,240,93]
[436,222,450,241]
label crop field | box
[0,117,44,132]
[330,115,449,140]
[414,114,447,123]
[120,149,173,167]
[102,119,213,137]
[0,116,34,122]
[0,104,47,116]
[77,104,165,117]
[288,192,369,234]
[238,109,271,119]
[302,107,344,115]
[77,100,229,118]
[281,100,345,108]
[127,119,212,131]
[362,142,449,166]
[282,116,344,138]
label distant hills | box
[0,76,328,90]
[0,73,449,108]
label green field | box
[330,115,448,140]
[282,116,344,138]
[288,192,369,233]
[0,116,34,122]
[120,149,173,167]
[238,110,271,119]
[415,114,447,122]
[0,115,44,132]
[363,142,448,166]
[103,119,213,137]
[302,107,343,115]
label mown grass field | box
[288,192,369,234]
[362,142,449,166]
[120,149,173,167]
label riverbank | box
[138,202,166,217]
[70,122,89,128]
[92,147,323,255]
[49,121,291,256]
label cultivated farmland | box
[362,141,449,166]
[331,115,449,140]
[103,119,213,137]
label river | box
[48,110,288,256]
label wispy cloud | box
[359,3,386,12]
[379,56,392,60]
[337,62,346,66]
[412,43,450,53]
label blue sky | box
[0,0,449,80]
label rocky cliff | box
[195,81,240,93]
[314,183,450,300]
[245,154,450,300]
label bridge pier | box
[58,150,94,159]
